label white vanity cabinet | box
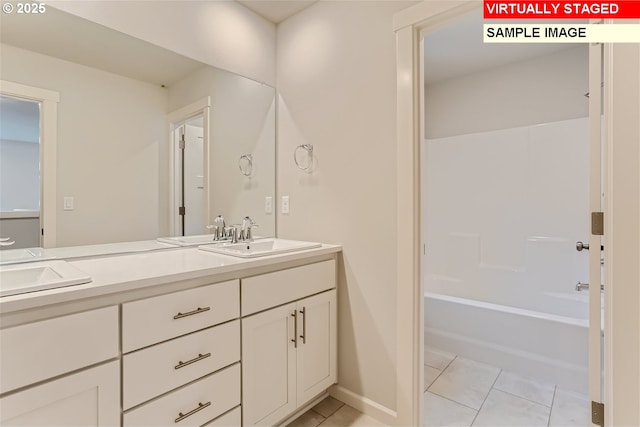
[121,280,241,426]
[241,260,337,426]
[0,306,120,426]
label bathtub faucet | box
[575,281,604,292]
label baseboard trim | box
[329,385,397,426]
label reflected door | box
[174,115,205,236]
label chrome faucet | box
[206,215,227,241]
[240,216,258,241]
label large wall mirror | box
[0,6,276,249]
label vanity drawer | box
[124,363,240,427]
[204,406,241,426]
[0,306,118,394]
[122,280,239,352]
[123,320,240,409]
[242,260,336,315]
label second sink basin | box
[199,238,321,258]
[157,235,219,246]
[0,260,92,297]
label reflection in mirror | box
[0,95,41,250]
[0,6,276,248]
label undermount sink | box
[199,238,321,258]
[157,235,220,246]
[0,260,92,297]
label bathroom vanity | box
[0,242,340,426]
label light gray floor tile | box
[549,388,590,427]
[428,357,500,410]
[313,396,345,418]
[425,365,442,391]
[423,391,477,427]
[320,405,386,427]
[424,348,456,370]
[288,409,326,427]
[493,371,556,407]
[472,389,550,427]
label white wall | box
[424,118,590,316]
[168,67,276,236]
[0,140,40,211]
[1,44,168,247]
[277,0,417,412]
[425,46,589,139]
[49,0,277,87]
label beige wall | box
[425,46,589,139]
[49,0,277,86]
[277,1,416,412]
[1,44,167,247]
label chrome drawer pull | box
[291,310,297,348]
[173,306,210,319]
[174,352,211,370]
[174,401,211,423]
[300,307,306,344]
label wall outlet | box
[265,196,273,214]
[281,196,290,214]
[63,196,74,211]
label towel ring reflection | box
[294,144,314,172]
[239,154,253,176]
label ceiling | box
[0,6,204,87]
[237,0,318,23]
[424,9,582,85]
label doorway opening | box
[0,80,59,249]
[419,9,600,426]
[0,95,41,249]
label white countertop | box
[0,242,341,314]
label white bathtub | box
[424,291,589,394]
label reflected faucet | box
[206,215,227,241]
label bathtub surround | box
[424,118,590,313]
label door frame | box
[393,3,640,426]
[0,80,59,248]
[167,97,210,237]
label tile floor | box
[288,348,591,427]
[287,396,385,427]
[423,347,592,427]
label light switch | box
[281,196,290,214]
[265,196,273,214]
[63,196,74,211]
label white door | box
[0,361,119,426]
[242,303,297,426]
[587,41,604,425]
[296,290,337,404]
[183,121,205,235]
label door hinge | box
[592,401,604,426]
[179,139,185,150]
[592,212,604,236]
[41,228,44,236]
[179,206,185,216]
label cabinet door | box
[296,290,337,404]
[0,361,119,426]
[242,303,297,426]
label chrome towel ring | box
[239,154,253,176]
[294,144,314,172]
